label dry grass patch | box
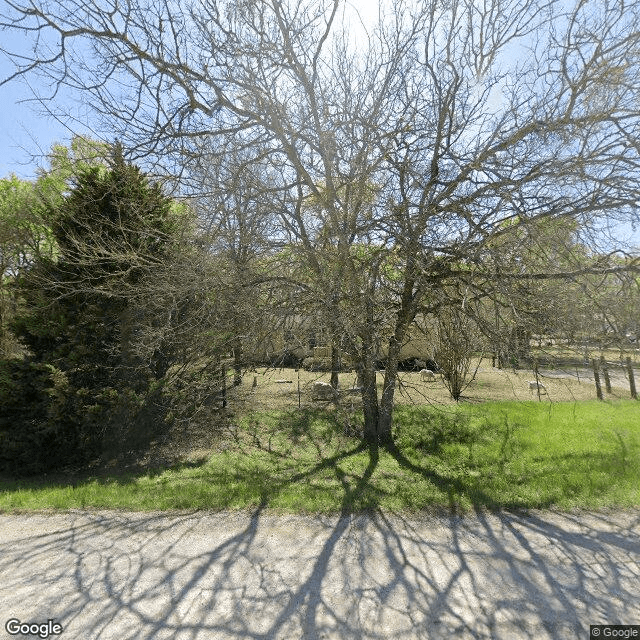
[229,360,631,412]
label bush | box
[0,357,174,475]
[434,309,478,401]
[0,359,89,474]
[71,383,167,459]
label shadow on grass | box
[1,405,638,514]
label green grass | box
[1,400,639,513]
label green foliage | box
[0,135,111,274]
[53,146,175,273]
[44,136,109,184]
[0,136,112,359]
[3,145,182,473]
[14,145,175,367]
[0,360,169,475]
[0,359,89,475]
[0,175,56,358]
[0,175,56,264]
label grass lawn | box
[1,399,638,513]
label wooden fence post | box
[599,355,611,394]
[627,357,637,400]
[591,359,603,401]
[222,363,227,408]
[534,359,542,402]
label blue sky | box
[0,15,74,179]
[0,51,82,179]
[1,24,97,179]
[0,73,66,179]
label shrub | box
[0,357,175,475]
[0,359,88,474]
[4,147,188,473]
[434,309,478,401]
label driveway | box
[538,364,638,390]
[0,509,638,639]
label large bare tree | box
[2,0,640,441]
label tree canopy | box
[1,145,206,472]
[2,0,640,441]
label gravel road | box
[0,509,638,639]
[538,365,638,389]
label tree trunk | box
[357,328,380,441]
[377,256,418,442]
[360,364,379,442]
[378,339,402,443]
[233,335,243,386]
[330,344,340,389]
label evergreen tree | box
[3,145,180,471]
[14,144,175,379]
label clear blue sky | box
[0,68,76,179]
[0,23,97,179]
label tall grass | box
[0,400,638,513]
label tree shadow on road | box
[2,473,639,639]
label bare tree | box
[3,0,640,442]
[189,143,283,383]
[434,306,479,401]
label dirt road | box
[0,509,638,639]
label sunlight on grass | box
[0,400,638,513]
